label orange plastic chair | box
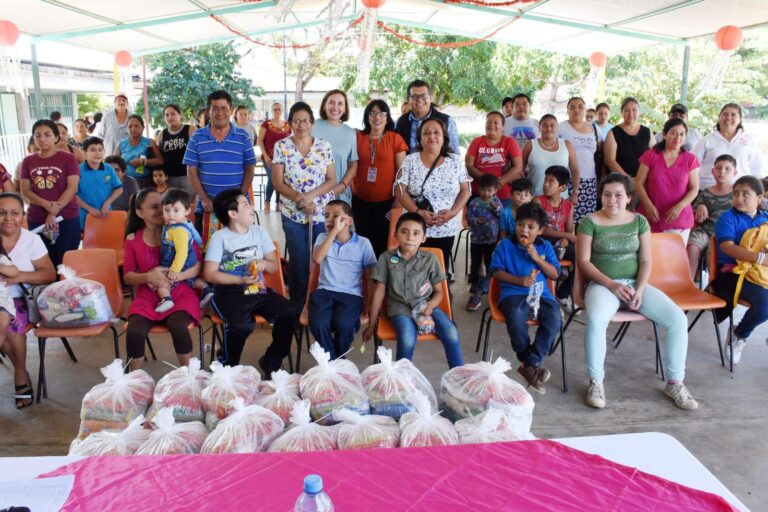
[451,207,471,275]
[386,208,405,251]
[187,195,197,223]
[476,277,567,391]
[83,210,128,266]
[207,241,297,372]
[372,247,452,362]
[34,249,125,402]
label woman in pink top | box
[635,118,700,243]
[123,189,202,371]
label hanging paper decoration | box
[114,51,134,101]
[361,0,386,7]
[0,20,24,95]
[696,25,743,100]
[583,52,606,106]
[115,50,134,67]
[355,1,385,92]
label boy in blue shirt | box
[710,176,768,364]
[499,177,533,239]
[304,200,377,359]
[489,202,561,394]
[76,136,123,230]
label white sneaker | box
[664,383,699,410]
[586,380,606,409]
[725,337,747,364]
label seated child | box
[304,200,377,359]
[466,173,503,311]
[203,188,300,374]
[710,176,768,364]
[489,202,561,394]
[499,178,533,239]
[105,155,138,212]
[76,137,123,230]
[156,188,212,313]
[687,154,736,278]
[153,168,169,195]
[363,212,464,368]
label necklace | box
[540,137,556,150]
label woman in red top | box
[123,189,202,371]
[258,103,291,213]
[352,99,408,257]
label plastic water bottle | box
[294,474,334,512]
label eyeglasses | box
[291,118,312,125]
[409,93,429,101]
[368,111,388,118]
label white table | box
[0,432,747,511]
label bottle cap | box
[303,474,323,494]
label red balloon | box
[589,52,607,68]
[0,20,20,47]
[115,50,133,67]
[714,25,743,51]
[361,0,386,8]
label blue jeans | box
[29,216,81,268]
[308,288,362,359]
[263,158,279,203]
[584,279,689,382]
[711,272,768,339]
[390,308,464,368]
[281,215,323,305]
[499,295,561,367]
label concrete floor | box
[0,211,765,510]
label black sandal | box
[14,378,34,409]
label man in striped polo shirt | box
[184,90,256,230]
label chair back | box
[708,235,720,282]
[83,211,128,253]
[61,248,124,319]
[187,195,197,223]
[648,233,696,293]
[265,240,287,298]
[22,215,28,230]
[572,262,586,309]
[488,276,556,323]
[387,208,404,251]
[421,247,453,320]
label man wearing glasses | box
[395,79,461,155]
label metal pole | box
[142,56,150,136]
[30,41,43,119]
[680,45,691,105]
[282,41,288,110]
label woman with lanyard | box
[116,114,163,189]
[465,111,522,208]
[522,114,579,198]
[559,97,600,224]
[603,97,653,179]
[352,99,408,257]
[258,102,291,214]
[156,104,196,194]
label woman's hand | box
[435,209,457,226]
[644,204,660,223]
[129,157,143,167]
[694,204,709,224]
[664,204,683,223]
[44,213,58,231]
[570,193,579,207]
[418,209,438,226]
[147,267,172,289]
[611,282,637,306]
[627,287,644,310]
[302,202,317,216]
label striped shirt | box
[183,123,256,211]
[315,231,377,297]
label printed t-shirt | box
[503,117,539,152]
[577,213,650,280]
[466,135,521,200]
[205,225,275,279]
[352,131,408,203]
[20,151,80,223]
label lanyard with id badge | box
[367,134,384,183]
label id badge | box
[367,166,377,182]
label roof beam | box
[34,1,277,42]
[607,0,705,28]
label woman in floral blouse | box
[272,102,337,304]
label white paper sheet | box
[0,475,74,512]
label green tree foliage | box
[76,93,105,117]
[136,43,263,126]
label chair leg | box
[611,321,629,345]
[475,308,489,352]
[728,313,734,373]
[651,322,664,381]
[709,310,725,367]
[687,310,705,332]
[198,324,205,370]
[562,308,579,334]
[464,233,470,276]
[145,337,157,361]
[613,322,631,349]
[37,337,48,402]
[373,323,381,364]
[109,326,120,359]
[481,316,493,362]
[294,327,304,374]
[60,338,77,363]
[210,323,219,366]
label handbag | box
[18,282,46,324]
[410,155,441,212]
[592,124,605,179]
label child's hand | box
[359,312,370,326]
[694,204,709,224]
[332,215,351,233]
[101,207,110,218]
[299,306,309,325]
[242,275,261,286]
[525,243,540,260]
[362,324,374,342]
[89,206,102,218]
[519,274,536,287]
[423,302,436,316]
[166,270,180,282]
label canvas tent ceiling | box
[5,0,768,58]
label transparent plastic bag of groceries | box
[69,415,150,456]
[398,391,458,448]
[335,409,400,450]
[201,397,284,454]
[201,361,260,430]
[455,408,536,445]
[255,369,301,424]
[77,359,155,440]
[267,399,338,452]
[361,346,436,420]
[299,343,369,425]
[135,407,208,455]
[38,265,113,328]
[147,358,210,424]
[440,356,534,435]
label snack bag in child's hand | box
[135,407,208,455]
[455,408,536,445]
[243,260,266,295]
[267,399,338,452]
[201,362,260,424]
[335,409,400,450]
[69,415,150,456]
[398,391,457,448]
[256,369,301,424]
[147,358,210,423]
[411,301,435,335]
[201,397,284,454]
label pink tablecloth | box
[43,440,735,511]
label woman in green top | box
[576,173,698,411]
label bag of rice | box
[147,358,210,423]
[69,415,150,456]
[299,343,369,425]
[135,407,208,455]
[399,391,458,448]
[440,357,534,435]
[258,371,301,396]
[361,346,436,420]
[335,409,399,450]
[455,408,536,445]
[77,359,155,440]
[201,362,260,430]
[267,399,337,452]
[201,397,284,454]
[255,369,301,424]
